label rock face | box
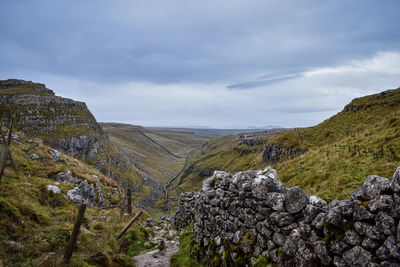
[261,144,302,163]
[0,80,105,158]
[58,171,104,207]
[174,166,400,266]
[0,79,136,183]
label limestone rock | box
[362,175,391,200]
[49,149,61,162]
[284,186,309,214]
[343,246,372,266]
[390,166,400,193]
[369,195,393,212]
[46,185,61,194]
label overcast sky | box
[1,0,399,128]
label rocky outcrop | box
[237,135,264,146]
[0,79,138,184]
[261,144,302,163]
[0,79,105,157]
[174,167,400,266]
[58,171,104,207]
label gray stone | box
[384,235,400,260]
[366,225,386,241]
[335,200,355,216]
[267,240,276,251]
[344,229,363,246]
[391,193,400,219]
[362,237,380,250]
[390,166,400,193]
[285,186,309,214]
[376,212,396,235]
[325,209,342,226]
[314,241,331,265]
[46,184,61,194]
[350,187,365,201]
[353,205,374,221]
[354,221,370,235]
[330,239,349,255]
[272,232,285,246]
[27,153,40,160]
[377,244,392,261]
[58,171,82,184]
[49,149,61,162]
[270,212,293,227]
[252,169,287,197]
[66,187,82,203]
[283,236,298,256]
[304,204,326,224]
[362,175,391,200]
[343,246,372,266]
[309,195,327,207]
[333,256,347,267]
[312,212,326,229]
[369,195,393,212]
[265,192,285,211]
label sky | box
[0,0,400,129]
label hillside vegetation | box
[275,88,400,200]
[176,130,284,194]
[101,123,215,209]
[178,88,400,201]
[0,131,156,266]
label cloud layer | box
[0,1,399,128]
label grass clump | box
[171,230,205,267]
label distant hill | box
[147,126,284,136]
[100,122,216,209]
[177,87,400,201]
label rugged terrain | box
[179,87,400,201]
[100,123,215,210]
[173,166,400,266]
[0,131,145,265]
[0,79,142,186]
[2,80,400,266]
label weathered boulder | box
[49,149,61,162]
[343,246,372,266]
[46,185,61,194]
[390,167,400,193]
[285,186,309,214]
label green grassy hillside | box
[177,130,284,193]
[274,88,400,200]
[0,132,154,266]
[178,88,400,201]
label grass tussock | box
[0,132,151,266]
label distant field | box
[147,127,284,136]
[100,123,216,184]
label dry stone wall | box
[174,166,400,266]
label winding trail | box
[138,129,182,158]
[133,217,180,267]
[163,147,200,209]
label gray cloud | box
[0,0,399,128]
[227,74,302,90]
